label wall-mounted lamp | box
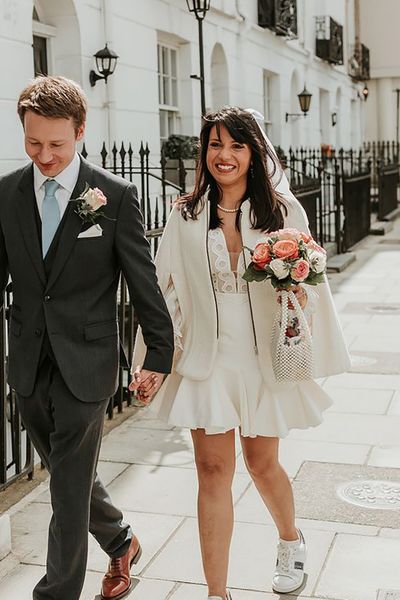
[331,112,337,127]
[285,86,312,121]
[89,44,119,87]
[362,83,369,101]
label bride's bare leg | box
[240,435,297,541]
[191,429,236,598]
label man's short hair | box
[17,76,87,132]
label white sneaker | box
[272,529,306,593]
[208,593,232,600]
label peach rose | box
[252,243,271,268]
[277,228,302,240]
[300,232,312,243]
[307,239,326,254]
[291,259,310,282]
[272,239,299,260]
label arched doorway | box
[32,0,82,83]
[211,43,229,110]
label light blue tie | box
[42,179,60,257]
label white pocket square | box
[78,224,103,239]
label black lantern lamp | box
[286,86,312,121]
[89,44,119,87]
[186,0,212,116]
[186,0,211,20]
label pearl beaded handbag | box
[271,290,313,382]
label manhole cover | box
[337,480,400,510]
[376,591,400,600]
[366,305,400,314]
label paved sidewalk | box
[1,222,400,600]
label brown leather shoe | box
[101,535,142,600]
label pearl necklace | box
[217,203,240,213]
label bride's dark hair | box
[180,106,287,232]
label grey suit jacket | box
[0,156,174,402]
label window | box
[158,43,179,142]
[32,3,56,77]
[263,73,272,137]
[33,35,48,76]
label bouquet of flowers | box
[242,228,326,289]
[242,228,327,382]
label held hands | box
[277,285,308,310]
[129,367,165,405]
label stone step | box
[327,252,356,273]
[370,220,394,236]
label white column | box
[377,77,393,140]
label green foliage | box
[163,134,199,159]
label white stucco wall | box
[0,0,373,175]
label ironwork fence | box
[1,138,399,492]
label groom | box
[0,76,174,599]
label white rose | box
[269,258,290,279]
[83,187,107,211]
[308,250,326,273]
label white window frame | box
[157,42,180,142]
[32,1,56,75]
[263,72,273,138]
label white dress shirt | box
[33,153,81,219]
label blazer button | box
[35,329,42,337]
[44,295,51,303]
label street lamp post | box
[186,1,211,116]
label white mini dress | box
[149,227,332,438]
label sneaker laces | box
[276,542,296,574]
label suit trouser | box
[16,355,133,600]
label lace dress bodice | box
[208,228,247,294]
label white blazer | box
[133,195,351,389]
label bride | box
[132,106,349,599]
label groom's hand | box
[129,366,165,403]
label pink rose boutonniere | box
[74,183,112,224]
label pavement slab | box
[144,516,333,597]
[325,387,394,414]
[105,463,250,517]
[315,534,400,600]
[99,423,196,468]
[289,412,400,446]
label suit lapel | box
[16,164,46,285]
[45,157,93,291]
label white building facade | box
[0,0,372,174]
[360,0,400,143]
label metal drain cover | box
[337,480,400,510]
[377,591,400,600]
